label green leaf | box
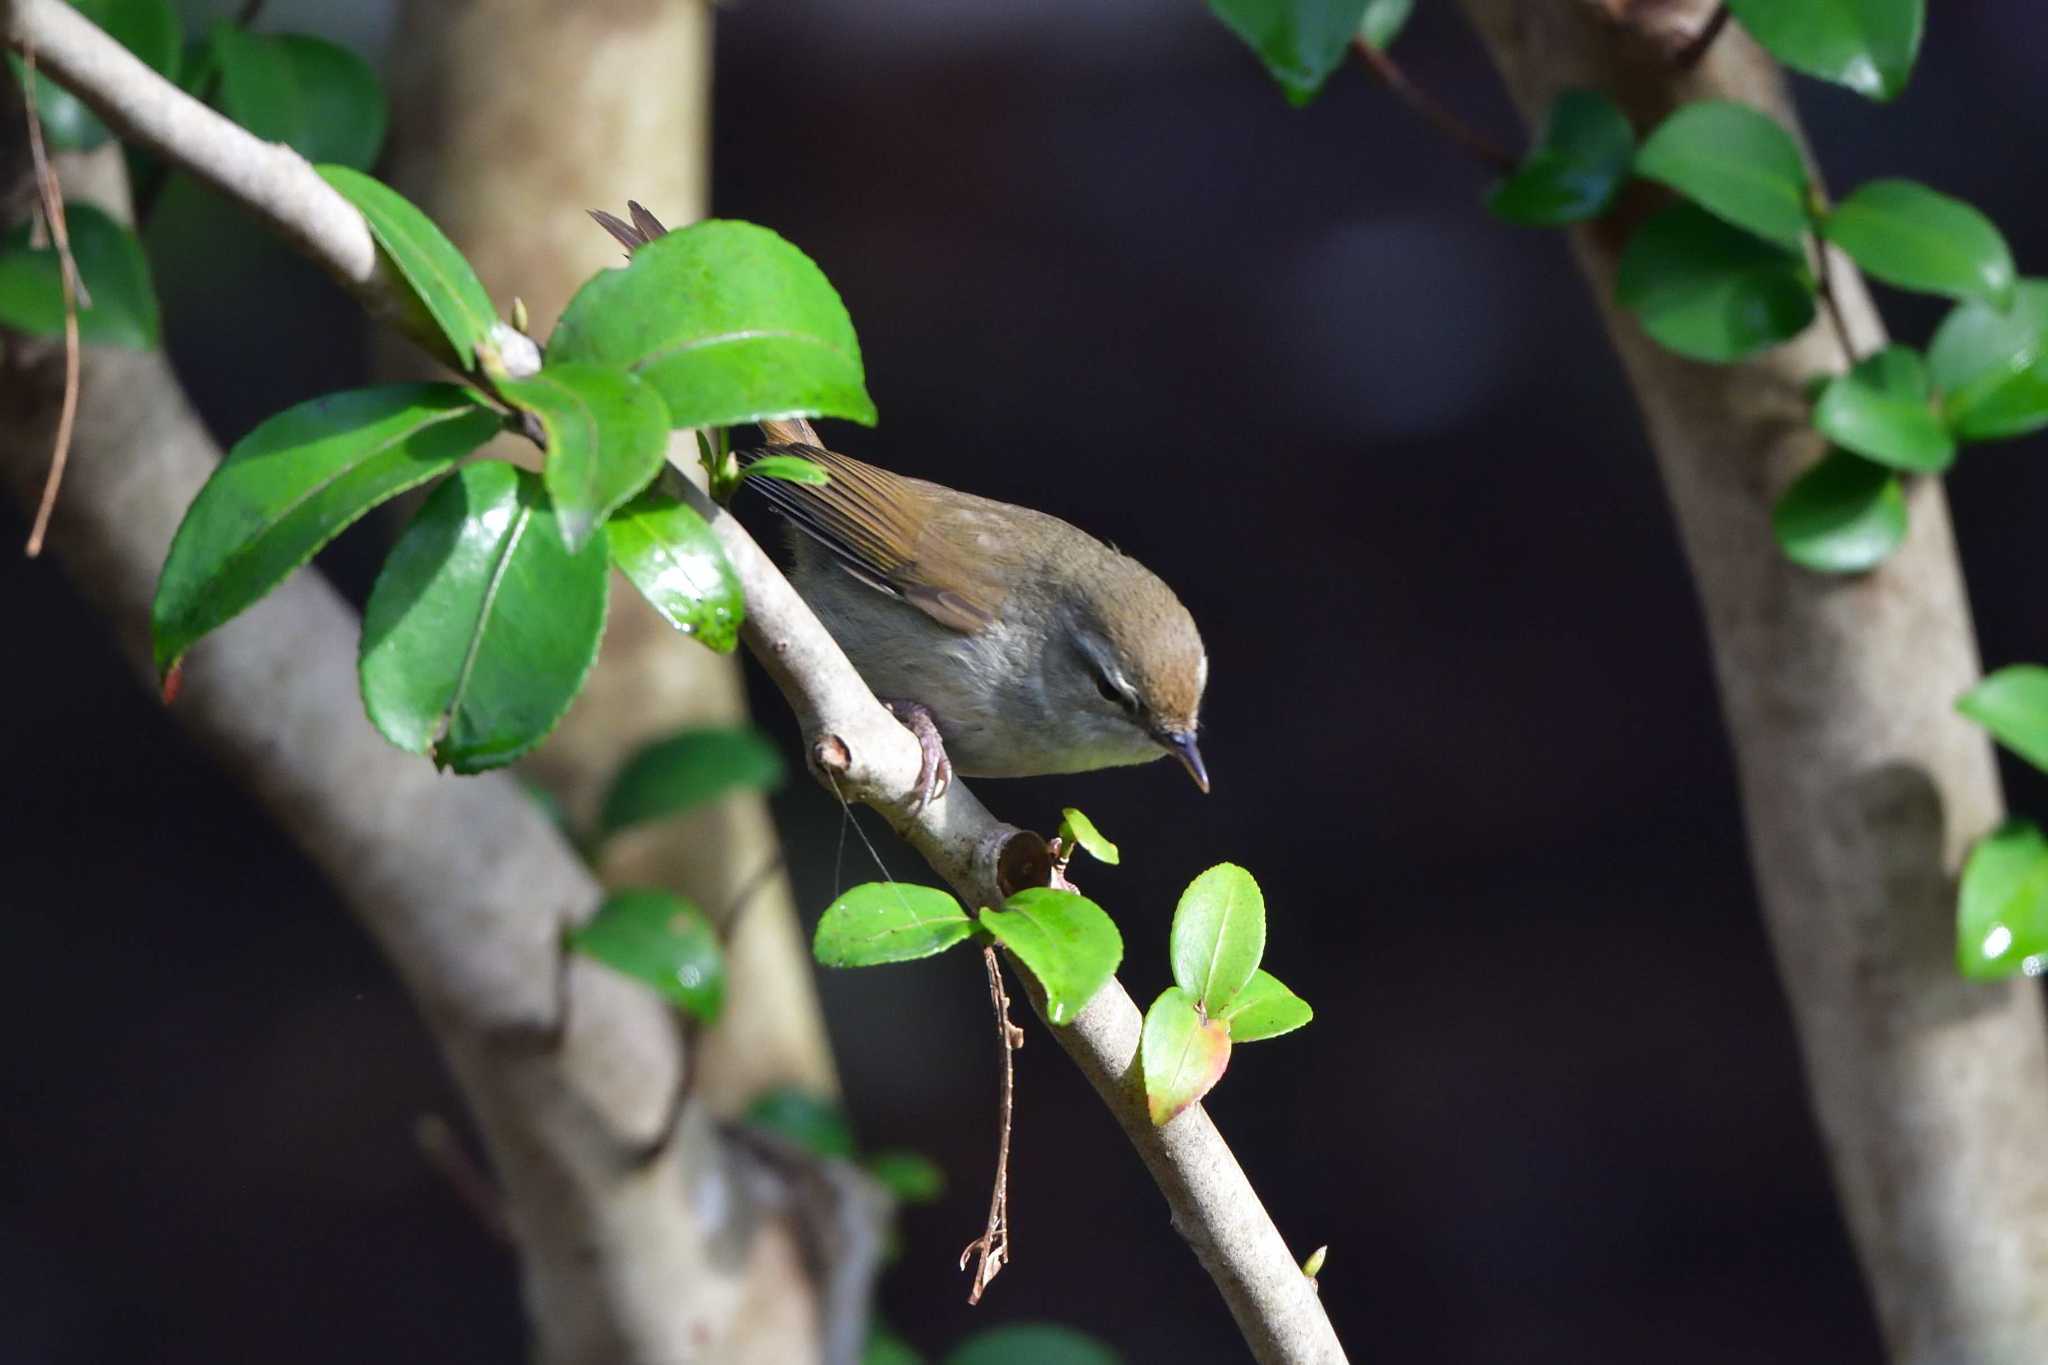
[1957,666,2048,774]
[1204,0,1368,106]
[1057,807,1120,866]
[599,727,784,837]
[1220,968,1314,1043]
[863,1150,945,1204]
[1927,281,2048,442]
[570,888,724,1021]
[605,487,745,652]
[550,219,876,430]
[497,363,669,551]
[742,454,832,485]
[1822,180,2015,309]
[210,26,388,170]
[1615,203,1815,363]
[1169,862,1266,1017]
[977,888,1122,1026]
[1810,345,1954,472]
[865,1328,925,1365]
[316,165,498,368]
[1725,0,1923,101]
[1140,987,1232,1127]
[945,1324,1122,1365]
[1486,90,1634,228]
[0,203,160,348]
[12,0,180,151]
[1957,820,2048,981]
[359,461,609,773]
[1633,100,1811,248]
[745,1087,855,1158]
[814,884,975,967]
[153,384,498,676]
[1355,0,1412,50]
[1770,448,1907,574]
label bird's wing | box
[741,444,1002,634]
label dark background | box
[5,2,2047,1361]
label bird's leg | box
[880,699,953,812]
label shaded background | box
[5,1,2047,1360]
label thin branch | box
[1814,241,1859,369]
[959,944,1020,1304]
[18,45,79,558]
[1672,4,1731,69]
[1351,37,1516,174]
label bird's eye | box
[1095,671,1134,711]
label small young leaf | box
[1633,100,1811,248]
[1822,180,2015,309]
[1927,281,2048,442]
[742,454,832,485]
[12,0,180,151]
[1204,0,1369,106]
[944,1325,1122,1365]
[599,727,785,837]
[1355,0,1412,51]
[359,461,609,773]
[1616,203,1815,363]
[316,165,498,368]
[1169,862,1266,1017]
[814,884,975,967]
[1301,1245,1328,1278]
[1957,666,2048,774]
[978,888,1122,1026]
[1770,448,1907,574]
[498,363,669,551]
[605,487,745,651]
[210,26,388,170]
[0,203,160,348]
[1220,968,1314,1043]
[570,888,725,1021]
[153,385,499,676]
[1957,820,2048,981]
[745,1087,856,1158]
[1141,987,1232,1127]
[1810,345,1954,472]
[1725,0,1923,102]
[863,1150,945,1204]
[1486,89,1634,228]
[1057,807,1120,866]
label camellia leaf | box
[316,164,498,368]
[1220,968,1314,1043]
[12,0,180,150]
[599,726,785,837]
[1957,666,2048,774]
[1725,0,1923,102]
[813,883,975,967]
[1486,89,1634,228]
[1810,345,1954,472]
[746,1087,856,1158]
[1822,180,2015,309]
[863,1150,945,1204]
[945,1325,1123,1365]
[1140,986,1232,1127]
[741,453,832,485]
[1633,100,1811,249]
[570,888,725,1021]
[1355,0,1412,51]
[1204,0,1369,107]
[550,219,876,430]
[1956,820,2048,981]
[1058,807,1120,866]
[0,203,160,348]
[977,888,1122,1026]
[153,384,499,676]
[210,26,388,170]
[1770,448,1907,574]
[1169,862,1267,1017]
[497,362,669,551]
[1927,281,2048,442]
[1616,203,1815,363]
[605,487,744,651]
[359,461,609,773]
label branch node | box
[990,828,1053,898]
[811,733,851,775]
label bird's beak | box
[1162,730,1210,794]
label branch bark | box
[1456,4,2048,1359]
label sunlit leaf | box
[1725,0,1923,101]
[978,888,1122,1026]
[571,888,725,1021]
[742,453,832,485]
[1057,807,1120,866]
[1140,987,1232,1127]
[1220,968,1313,1042]
[1927,282,2048,443]
[814,884,975,967]
[606,487,745,652]
[498,362,669,551]
[317,164,498,368]
[599,727,784,837]
[1169,862,1266,1017]
[1957,820,2048,981]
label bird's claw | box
[883,699,953,813]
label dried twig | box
[959,944,1022,1304]
[18,45,81,558]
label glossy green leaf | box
[316,165,497,368]
[742,453,832,485]
[1957,820,2048,981]
[945,1325,1122,1365]
[1811,345,1953,472]
[210,26,388,170]
[12,0,179,150]
[745,1087,856,1158]
[864,1150,945,1204]
[1486,89,1634,228]
[570,888,724,1021]
[1204,0,1368,106]
[1770,448,1907,574]
[154,384,498,676]
[498,363,668,551]
[1355,0,1412,50]
[1725,0,1923,101]
[0,203,160,348]
[1220,968,1314,1043]
[359,461,609,773]
[605,487,744,651]
[1822,180,2015,308]
[1058,807,1120,866]
[599,727,785,837]
[1957,666,2048,774]
[1927,282,2048,442]
[814,883,975,967]
[1616,203,1815,362]
[550,220,876,430]
[977,888,1122,1026]
[1141,987,1232,1127]
[1169,862,1266,1016]
[1633,100,1811,248]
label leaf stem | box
[19,45,81,559]
[1350,37,1516,175]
